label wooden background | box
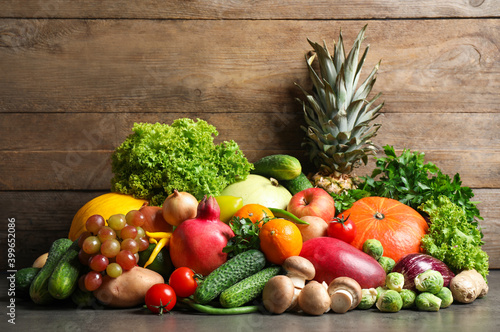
[1,1,499,271]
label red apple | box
[287,188,335,223]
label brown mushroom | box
[282,256,315,289]
[298,280,331,315]
[262,275,296,314]
[288,287,302,312]
[328,277,362,313]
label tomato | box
[145,283,176,314]
[168,267,198,298]
[327,214,357,244]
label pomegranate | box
[169,196,235,275]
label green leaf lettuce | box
[420,195,489,281]
[111,118,253,205]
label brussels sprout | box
[378,256,396,274]
[435,286,453,308]
[357,288,378,310]
[376,286,388,301]
[414,270,444,294]
[415,292,442,312]
[400,289,417,309]
[386,272,405,292]
[363,239,384,260]
[376,290,403,313]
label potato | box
[93,266,164,307]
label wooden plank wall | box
[1,1,499,270]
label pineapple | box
[296,25,384,194]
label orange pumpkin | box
[341,197,428,263]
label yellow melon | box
[68,193,147,241]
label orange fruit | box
[259,218,303,265]
[233,204,274,227]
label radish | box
[169,196,235,276]
[299,237,386,289]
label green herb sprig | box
[223,217,270,258]
[330,189,371,214]
[359,145,482,229]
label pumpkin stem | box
[374,212,384,220]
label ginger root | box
[449,269,488,304]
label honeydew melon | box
[220,174,292,210]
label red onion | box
[139,203,173,233]
[392,253,455,290]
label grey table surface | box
[1,270,499,332]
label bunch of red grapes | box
[77,210,150,291]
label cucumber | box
[15,267,41,298]
[48,240,82,300]
[71,288,97,308]
[194,249,266,304]
[251,154,302,181]
[281,172,313,195]
[220,266,281,308]
[29,238,73,304]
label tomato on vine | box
[145,283,176,314]
[327,214,356,244]
[168,267,199,298]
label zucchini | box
[15,267,41,298]
[281,172,313,195]
[29,238,73,304]
[251,154,302,181]
[194,249,266,304]
[48,240,82,299]
[138,243,174,278]
[220,266,281,308]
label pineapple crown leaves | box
[296,24,384,175]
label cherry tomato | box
[145,283,176,314]
[168,267,198,298]
[327,214,357,244]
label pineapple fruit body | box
[297,25,384,194]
